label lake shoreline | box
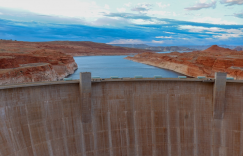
[125,56,191,78]
[67,55,185,79]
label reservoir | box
[67,55,184,79]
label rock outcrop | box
[0,49,77,85]
[126,45,243,80]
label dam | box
[0,72,242,156]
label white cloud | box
[176,37,190,40]
[184,12,202,16]
[0,0,108,21]
[190,16,237,25]
[234,12,243,18]
[156,36,172,38]
[220,0,243,6]
[213,33,241,39]
[90,17,130,26]
[130,18,167,25]
[156,3,170,8]
[164,32,176,34]
[200,0,208,3]
[104,4,110,9]
[147,10,169,16]
[107,39,145,44]
[131,3,152,13]
[117,8,126,12]
[185,0,216,10]
[213,28,243,39]
[180,25,243,39]
[124,2,132,7]
[152,40,164,43]
[0,12,2,15]
[180,25,222,32]
[130,19,148,24]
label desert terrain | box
[0,40,152,85]
[0,48,78,85]
[126,45,243,80]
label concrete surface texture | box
[0,75,242,156]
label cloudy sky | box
[0,0,242,45]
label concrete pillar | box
[79,72,92,123]
[213,72,227,119]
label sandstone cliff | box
[0,49,77,85]
[126,45,243,80]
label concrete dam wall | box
[0,72,242,156]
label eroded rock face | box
[126,45,243,80]
[0,49,77,85]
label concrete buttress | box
[79,72,92,123]
[213,72,227,119]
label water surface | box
[157,51,192,54]
[67,55,184,79]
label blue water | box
[67,55,185,79]
[157,51,192,54]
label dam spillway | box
[0,73,241,156]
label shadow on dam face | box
[0,73,242,156]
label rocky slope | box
[126,45,243,80]
[0,49,78,85]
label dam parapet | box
[0,72,242,156]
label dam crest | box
[0,72,241,156]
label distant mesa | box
[234,46,243,51]
[203,45,236,53]
[111,44,243,51]
[40,41,153,56]
[110,44,196,52]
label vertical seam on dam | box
[151,110,156,156]
[25,97,36,156]
[107,112,113,156]
[80,122,86,156]
[166,94,172,156]
[193,97,198,156]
